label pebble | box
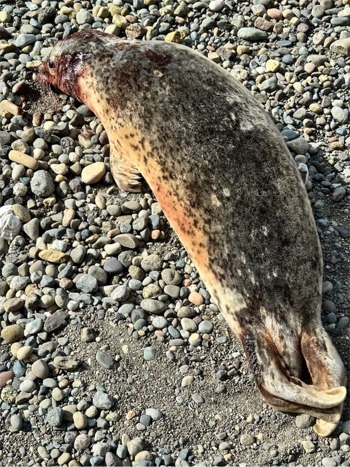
[74,434,91,451]
[237,28,267,41]
[322,458,337,467]
[1,325,24,344]
[332,187,346,202]
[76,274,98,293]
[10,414,23,432]
[144,346,156,361]
[46,407,63,427]
[330,38,350,56]
[93,391,114,410]
[0,370,14,387]
[209,0,225,11]
[81,162,106,184]
[31,359,50,379]
[240,434,256,446]
[96,350,114,369]
[331,107,348,124]
[140,299,167,314]
[73,412,88,429]
[127,438,144,457]
[38,249,68,264]
[114,234,139,249]
[295,414,314,429]
[302,440,316,453]
[30,170,55,197]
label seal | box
[36,30,347,435]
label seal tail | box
[246,328,347,436]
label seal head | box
[36,31,347,435]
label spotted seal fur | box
[36,30,347,435]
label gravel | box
[0,0,349,466]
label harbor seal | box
[36,30,347,435]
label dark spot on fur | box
[144,49,172,68]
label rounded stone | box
[96,351,114,369]
[31,359,50,379]
[93,391,114,410]
[144,346,156,361]
[127,437,144,457]
[73,411,88,429]
[81,162,106,184]
[240,434,256,446]
[141,254,163,272]
[140,299,167,314]
[74,434,91,450]
[10,414,23,432]
[1,325,24,344]
[76,274,98,293]
[16,346,33,361]
[30,170,55,197]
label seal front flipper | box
[109,142,143,192]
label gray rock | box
[105,452,122,467]
[164,284,180,298]
[260,77,277,92]
[114,234,139,249]
[342,420,350,434]
[161,269,182,285]
[15,34,36,47]
[111,285,130,302]
[76,8,94,24]
[152,316,168,329]
[286,137,309,155]
[46,407,63,427]
[140,299,167,314]
[76,274,98,293]
[181,318,197,333]
[331,106,348,123]
[321,458,337,467]
[141,254,163,272]
[70,245,87,264]
[237,27,267,41]
[240,433,256,446]
[198,320,214,334]
[144,346,156,361]
[96,351,114,369]
[127,437,144,457]
[23,218,40,241]
[103,258,124,274]
[24,318,43,336]
[30,170,55,197]
[44,311,68,333]
[74,434,91,451]
[93,390,114,410]
[10,414,23,432]
[209,0,225,11]
[332,186,346,202]
[295,414,314,429]
[31,359,49,379]
[145,408,164,421]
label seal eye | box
[48,58,56,70]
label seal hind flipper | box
[110,142,143,192]
[247,327,346,436]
